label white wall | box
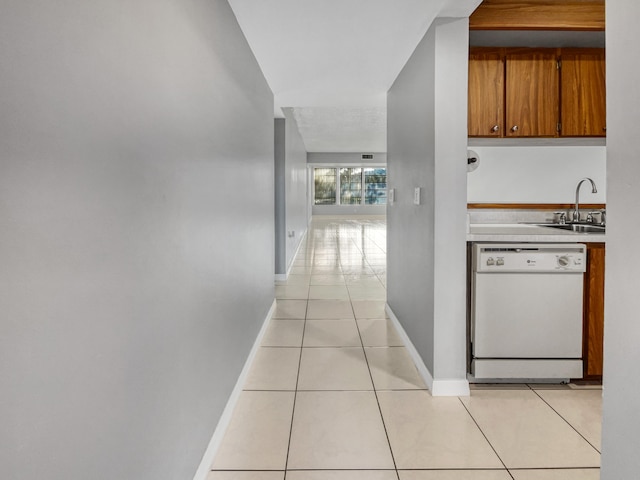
[467,146,607,203]
[387,17,469,395]
[600,1,640,478]
[0,1,274,479]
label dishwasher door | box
[473,272,584,358]
[470,243,586,381]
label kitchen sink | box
[538,223,606,233]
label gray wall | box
[275,119,287,274]
[274,110,308,276]
[387,20,437,373]
[601,1,640,477]
[387,18,469,390]
[283,110,310,269]
[0,1,274,479]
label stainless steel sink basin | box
[539,223,605,233]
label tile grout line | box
[348,279,401,480]
[457,398,516,480]
[281,280,310,480]
[286,468,398,472]
[279,221,390,477]
[261,345,407,349]
[530,387,602,455]
[506,467,602,472]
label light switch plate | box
[389,188,395,205]
[414,187,421,205]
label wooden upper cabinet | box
[505,51,559,137]
[467,47,605,138]
[468,50,504,136]
[560,49,606,136]
[469,0,605,31]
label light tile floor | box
[210,217,602,480]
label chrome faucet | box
[573,178,597,223]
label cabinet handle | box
[511,125,519,132]
[491,125,499,133]
[603,126,607,132]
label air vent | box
[362,154,374,160]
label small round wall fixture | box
[467,149,480,173]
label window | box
[313,166,386,206]
[340,167,362,205]
[364,168,387,205]
[314,168,337,205]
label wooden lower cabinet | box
[583,242,605,378]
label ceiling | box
[228,0,482,153]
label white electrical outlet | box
[414,187,421,205]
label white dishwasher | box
[470,243,586,381]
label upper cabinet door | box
[560,49,606,137]
[505,51,559,137]
[468,50,504,137]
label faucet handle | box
[557,212,566,224]
[588,211,604,225]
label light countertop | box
[467,223,606,243]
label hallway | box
[209,218,602,480]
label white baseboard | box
[288,229,307,274]
[275,228,308,283]
[385,304,435,392]
[192,299,276,480]
[385,304,470,397]
[431,379,470,397]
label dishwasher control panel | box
[474,243,586,273]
